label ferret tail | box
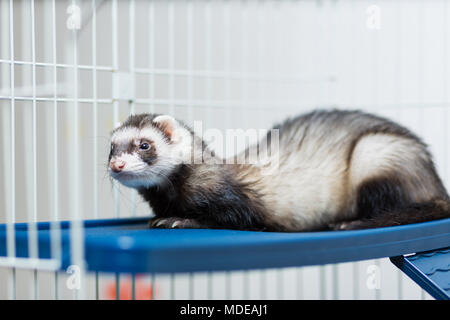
[333,199,450,230]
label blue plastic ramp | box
[390,248,450,300]
[0,217,449,275]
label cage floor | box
[0,217,449,274]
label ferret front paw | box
[148,217,205,229]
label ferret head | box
[108,114,193,189]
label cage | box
[0,0,449,300]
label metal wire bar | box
[0,257,60,270]
[168,0,175,116]
[7,0,16,301]
[50,0,62,301]
[92,0,100,301]
[112,0,120,300]
[69,0,85,300]
[112,0,120,218]
[0,96,113,103]
[0,59,113,71]
[30,0,39,300]
[186,0,194,299]
[2,95,450,111]
[129,0,137,300]
[204,0,214,301]
[134,67,335,83]
[148,0,155,114]
[186,0,194,125]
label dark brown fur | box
[138,164,269,230]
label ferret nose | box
[110,159,126,173]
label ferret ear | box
[152,115,180,142]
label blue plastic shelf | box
[0,217,449,275]
[391,248,450,300]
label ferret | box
[108,109,450,231]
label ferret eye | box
[140,142,150,150]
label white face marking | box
[109,118,193,189]
[109,151,161,188]
[111,127,140,145]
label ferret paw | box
[148,217,204,229]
